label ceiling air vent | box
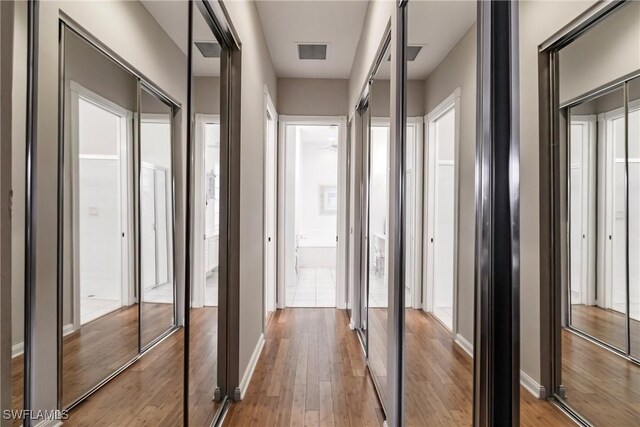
[298,44,327,60]
[388,45,423,62]
[195,41,221,58]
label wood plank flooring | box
[226,308,573,426]
[403,309,574,426]
[562,308,640,426]
[570,304,640,353]
[63,306,221,426]
[223,309,385,426]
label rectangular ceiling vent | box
[195,41,221,58]
[388,45,423,62]
[298,44,327,60]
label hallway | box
[225,308,573,426]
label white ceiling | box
[256,0,369,79]
[141,0,220,77]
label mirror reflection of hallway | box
[284,124,339,308]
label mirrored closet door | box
[59,23,178,409]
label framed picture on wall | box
[320,185,337,215]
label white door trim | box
[193,113,220,308]
[423,88,461,334]
[278,115,348,309]
[70,81,132,330]
[263,86,278,325]
[406,116,424,309]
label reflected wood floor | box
[226,308,572,426]
[224,309,385,426]
[11,354,23,427]
[62,302,174,406]
[64,307,221,426]
[562,307,640,426]
[570,304,640,353]
[403,309,573,426]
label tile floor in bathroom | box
[286,267,336,307]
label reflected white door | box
[429,106,456,330]
[77,96,127,325]
[569,120,592,306]
[141,166,157,290]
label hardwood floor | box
[570,304,640,352]
[562,312,640,426]
[64,306,221,426]
[224,309,385,426]
[403,309,573,426]
[226,308,572,426]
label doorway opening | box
[425,90,459,332]
[71,83,133,327]
[264,90,278,322]
[194,114,220,309]
[283,121,341,307]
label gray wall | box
[277,78,348,116]
[222,0,278,385]
[423,23,476,347]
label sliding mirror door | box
[403,1,476,423]
[188,2,225,424]
[555,2,640,424]
[367,41,391,409]
[140,86,176,349]
[61,25,139,407]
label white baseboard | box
[454,334,473,358]
[63,324,74,337]
[349,318,355,330]
[12,342,23,358]
[238,333,265,400]
[453,334,546,399]
[520,370,546,399]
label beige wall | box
[1,0,15,416]
[194,76,221,114]
[222,0,278,385]
[423,23,476,347]
[277,78,348,116]
[559,1,640,104]
[348,0,395,110]
[518,0,598,384]
[10,0,25,358]
[372,79,425,117]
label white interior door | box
[141,166,157,291]
[430,106,456,331]
[154,169,170,285]
[76,93,128,326]
[569,119,591,306]
[404,126,415,308]
[265,109,277,319]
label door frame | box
[69,81,133,331]
[263,86,278,324]
[193,113,220,308]
[277,115,348,309]
[423,88,461,334]
[406,116,424,309]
